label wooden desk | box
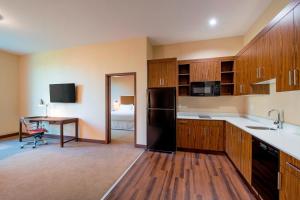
[19,117,79,147]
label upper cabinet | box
[190,60,220,82]
[294,4,300,90]
[274,10,295,92]
[235,2,300,93]
[148,58,177,88]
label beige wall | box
[19,38,148,144]
[153,36,243,60]
[245,84,300,126]
[178,96,246,115]
[111,76,134,105]
[0,50,20,135]
[243,0,289,45]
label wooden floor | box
[106,151,256,200]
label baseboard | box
[135,144,146,148]
[0,132,18,140]
[78,138,106,144]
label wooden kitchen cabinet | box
[294,3,300,90]
[176,119,224,151]
[190,60,221,82]
[280,152,300,200]
[148,58,177,88]
[176,120,194,149]
[274,10,295,92]
[240,130,252,184]
[225,122,252,184]
[192,120,224,151]
[254,34,273,82]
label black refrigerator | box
[147,87,176,153]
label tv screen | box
[50,83,76,103]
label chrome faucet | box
[268,109,283,129]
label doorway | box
[105,72,137,146]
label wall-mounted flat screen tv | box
[50,83,76,103]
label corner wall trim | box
[0,132,18,140]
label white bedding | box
[111,106,134,131]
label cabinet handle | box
[277,172,281,190]
[162,79,165,86]
[159,78,162,86]
[259,67,262,79]
[289,70,293,86]
[294,69,298,86]
[286,162,300,173]
[256,68,259,78]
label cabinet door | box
[176,120,194,148]
[240,131,252,184]
[273,10,295,92]
[192,121,207,150]
[235,57,243,95]
[294,4,300,90]
[193,120,224,151]
[225,123,234,158]
[232,126,242,170]
[208,126,224,151]
[190,60,220,82]
[280,152,300,200]
[161,60,177,87]
[280,168,300,200]
[256,34,272,82]
[148,61,162,88]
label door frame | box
[105,72,137,146]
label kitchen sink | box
[198,115,211,119]
[246,126,276,131]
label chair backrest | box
[21,117,38,132]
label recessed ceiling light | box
[209,18,217,26]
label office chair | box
[20,117,48,148]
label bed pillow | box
[119,104,134,111]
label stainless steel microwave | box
[190,81,220,96]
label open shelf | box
[221,60,235,95]
[178,64,190,96]
[179,85,190,96]
[221,61,234,72]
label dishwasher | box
[252,137,279,200]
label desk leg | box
[75,120,79,142]
[19,121,22,142]
[60,123,64,148]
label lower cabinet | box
[177,119,224,151]
[225,122,252,184]
[280,152,300,200]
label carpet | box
[0,136,143,200]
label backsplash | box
[177,96,246,114]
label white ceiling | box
[0,0,272,54]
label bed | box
[111,96,135,131]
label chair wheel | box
[32,146,36,149]
[20,146,24,149]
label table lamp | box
[39,99,49,117]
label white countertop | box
[177,112,300,160]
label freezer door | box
[147,109,176,152]
[148,88,176,109]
